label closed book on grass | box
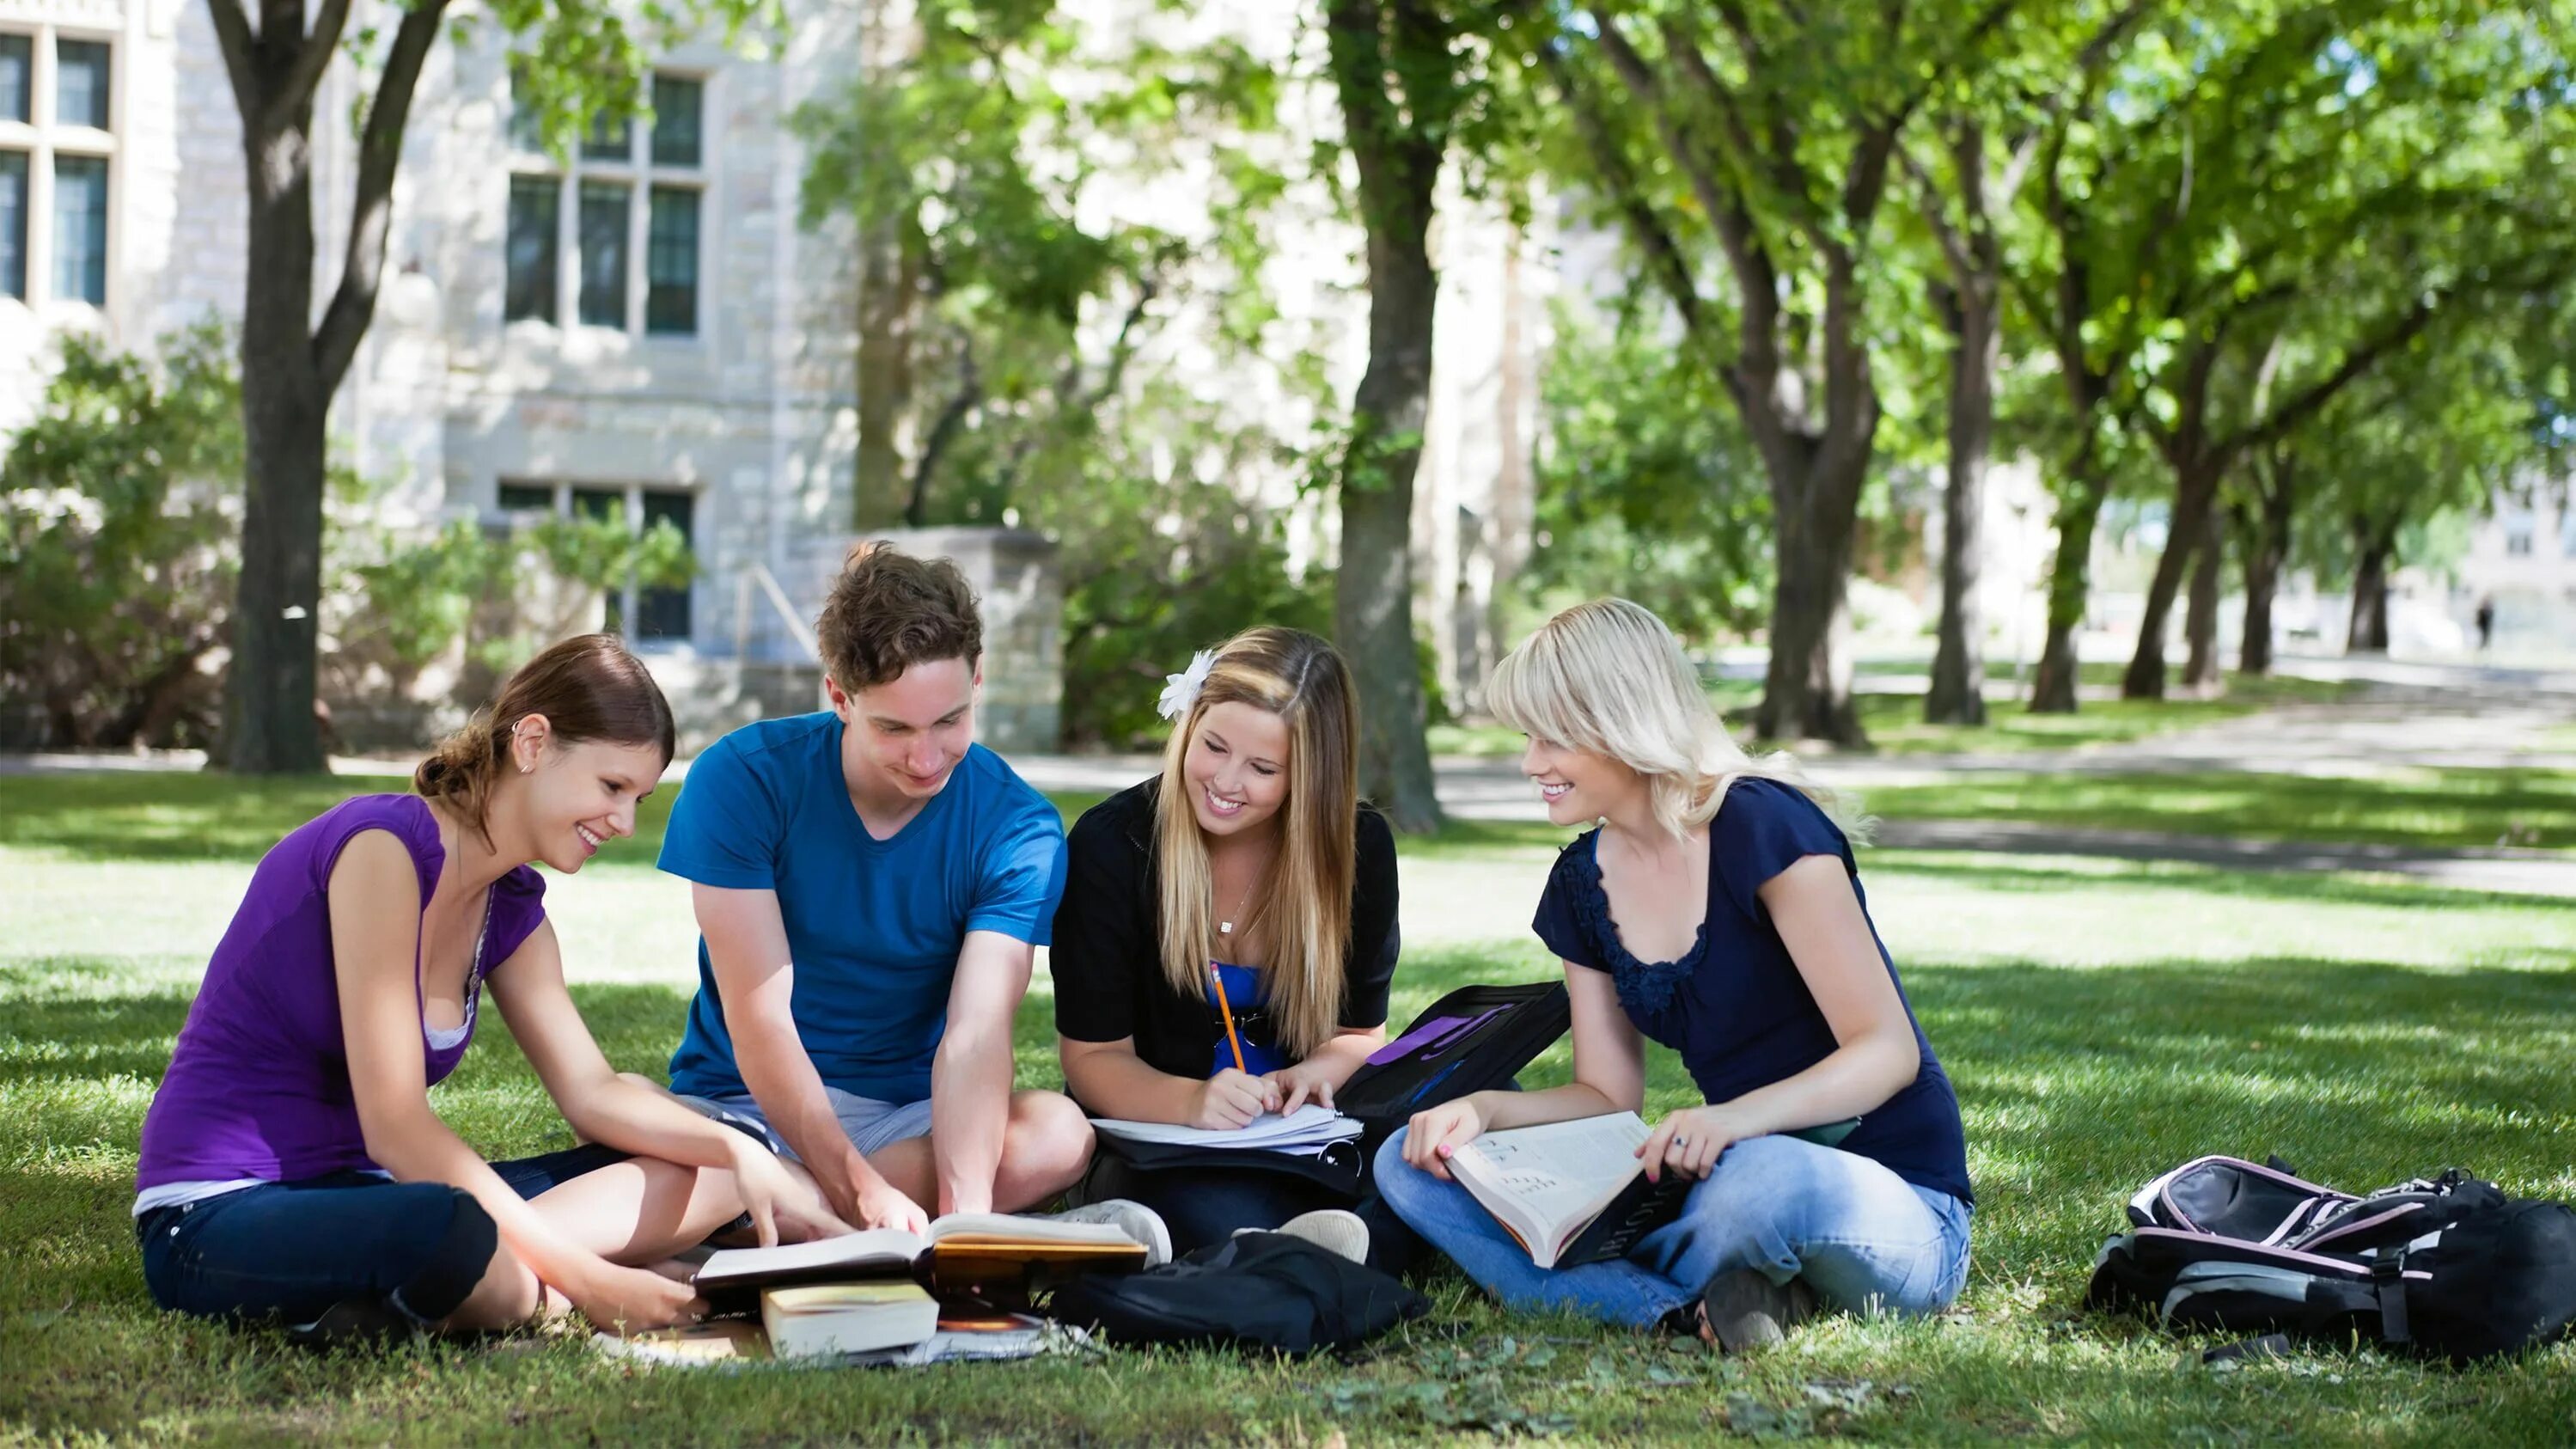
[695,1214,1149,1301]
[762,1281,940,1359]
[1450,1113,1863,1269]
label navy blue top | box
[1531,778,1972,1205]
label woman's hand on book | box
[1402,1097,1486,1181]
[568,1260,707,1335]
[1191,1068,1281,1130]
[1638,1104,1749,1183]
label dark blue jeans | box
[137,1144,629,1329]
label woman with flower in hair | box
[1048,627,1404,1264]
[133,635,844,1343]
[1376,599,1971,1349]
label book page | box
[694,1227,925,1289]
[1451,1112,1651,1242]
[925,1213,1148,1248]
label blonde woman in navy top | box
[1375,600,1971,1348]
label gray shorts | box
[680,1087,936,1163]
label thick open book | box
[694,1214,1147,1299]
[1447,1111,1688,1269]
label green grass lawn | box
[1428,669,2358,760]
[7,771,2576,1443]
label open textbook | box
[1450,1112,1864,1269]
[693,1213,1147,1299]
[1089,1103,1361,1157]
[1447,1111,1688,1269]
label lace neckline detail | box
[1567,832,1709,1020]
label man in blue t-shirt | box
[658,546,1089,1232]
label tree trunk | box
[852,223,919,529]
[2347,523,2394,654]
[1753,461,1866,743]
[1326,0,1445,834]
[2120,465,2219,700]
[223,106,331,775]
[1925,276,1994,726]
[2030,475,2109,714]
[2181,494,2225,693]
[2237,454,2295,676]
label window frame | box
[490,480,699,645]
[503,67,708,342]
[0,23,118,311]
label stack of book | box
[613,1214,1148,1365]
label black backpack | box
[2087,1154,2576,1365]
[1337,981,1572,1134]
[1048,1232,1428,1355]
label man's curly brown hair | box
[815,543,984,692]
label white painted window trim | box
[0,18,121,317]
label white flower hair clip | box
[1157,649,1218,722]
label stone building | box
[0,0,1553,751]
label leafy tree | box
[1526,0,2019,744]
[207,0,761,773]
[0,326,241,748]
[1523,305,1772,641]
[1321,0,1493,831]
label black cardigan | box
[1048,778,1401,1088]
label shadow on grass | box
[1875,852,2576,914]
[9,949,2576,1441]
[1860,767,2576,851]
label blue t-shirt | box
[1532,778,1973,1206]
[660,713,1068,1104]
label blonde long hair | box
[1485,598,1863,841]
[1152,627,1359,1060]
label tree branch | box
[269,0,357,129]
[312,0,448,392]
[1537,44,1721,367]
[204,0,259,122]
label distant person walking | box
[2475,596,2496,652]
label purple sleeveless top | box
[134,794,548,1190]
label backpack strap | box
[2372,1254,2412,1345]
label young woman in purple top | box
[133,635,843,1342]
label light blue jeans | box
[1374,1128,1972,1330]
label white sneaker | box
[1043,1199,1172,1266]
[1237,1208,1369,1265]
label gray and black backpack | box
[2087,1154,2576,1365]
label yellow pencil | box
[1210,964,1248,1074]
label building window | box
[54,40,106,127]
[2504,513,2535,558]
[0,29,115,307]
[52,152,103,303]
[504,69,704,339]
[494,481,698,643]
[504,177,557,321]
[0,151,24,297]
[0,35,29,121]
